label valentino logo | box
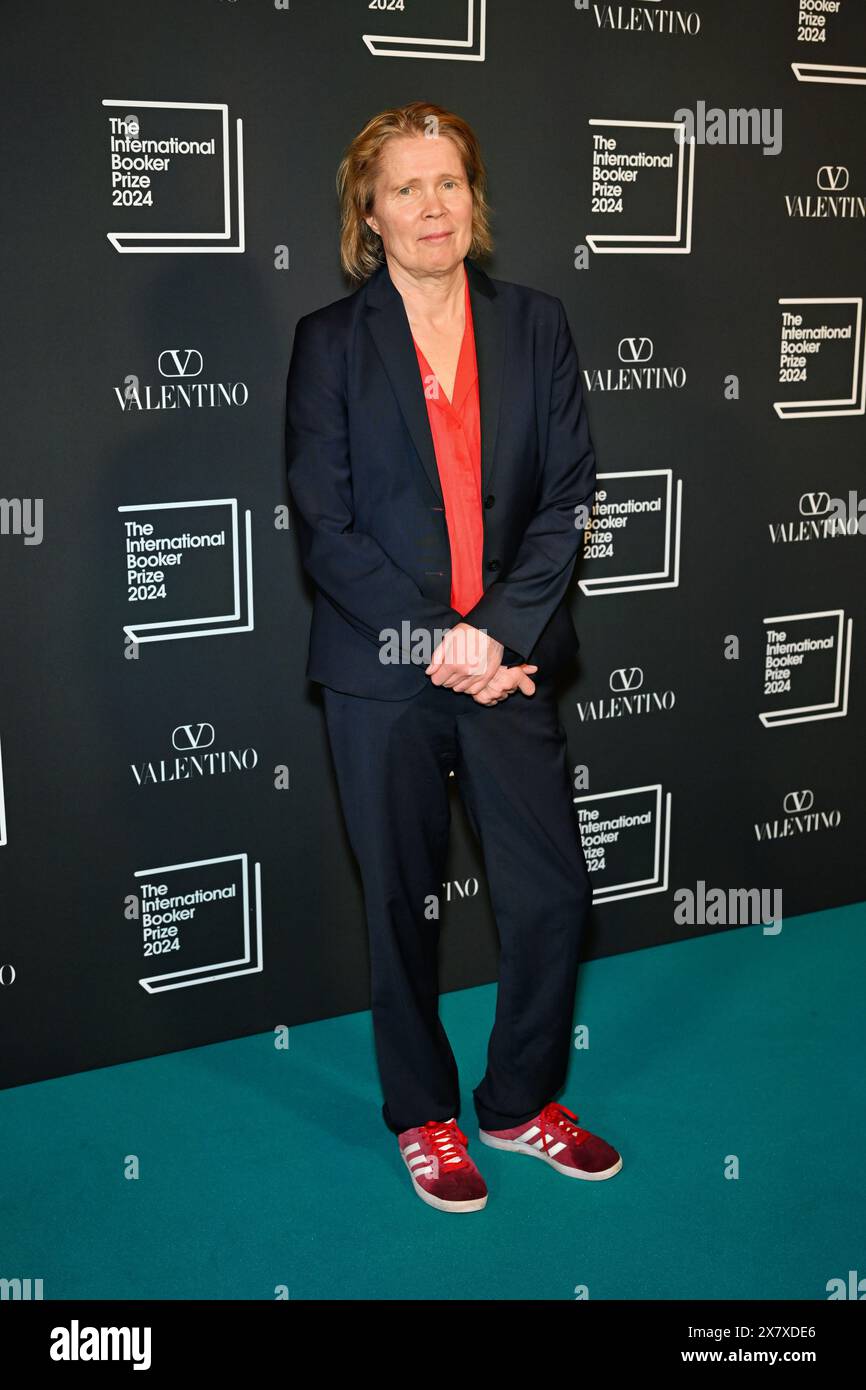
[754,789,842,840]
[440,877,480,904]
[576,665,674,720]
[609,666,644,693]
[767,489,859,543]
[784,168,865,219]
[799,492,832,517]
[618,337,653,364]
[172,723,215,752]
[589,3,702,36]
[782,789,814,814]
[115,350,249,411]
[817,165,849,192]
[131,723,258,785]
[583,338,686,392]
[157,348,204,379]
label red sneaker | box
[398,1117,488,1212]
[478,1101,622,1180]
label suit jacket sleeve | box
[460,297,596,662]
[286,312,465,651]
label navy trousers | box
[321,671,592,1135]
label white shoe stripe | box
[404,1142,420,1154]
[517,1125,541,1142]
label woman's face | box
[364,132,474,277]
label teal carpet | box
[3,904,864,1300]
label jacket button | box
[487,559,500,572]
[484,494,495,509]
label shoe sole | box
[407,1177,488,1212]
[478,1129,622,1180]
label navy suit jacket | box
[285,255,597,700]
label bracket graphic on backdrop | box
[364,0,486,60]
[573,783,672,904]
[118,498,254,645]
[586,118,695,255]
[760,609,853,727]
[579,469,682,596]
[774,297,865,419]
[791,63,866,86]
[103,99,245,254]
[136,852,263,992]
[0,736,6,846]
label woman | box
[286,101,621,1213]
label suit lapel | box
[363,255,506,505]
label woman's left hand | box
[471,663,538,705]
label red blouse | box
[412,268,485,616]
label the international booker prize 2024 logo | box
[761,609,853,726]
[119,499,254,645]
[103,99,244,254]
[134,852,263,993]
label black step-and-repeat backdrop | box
[1,0,864,1089]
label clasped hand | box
[425,622,537,704]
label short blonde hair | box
[336,100,494,283]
